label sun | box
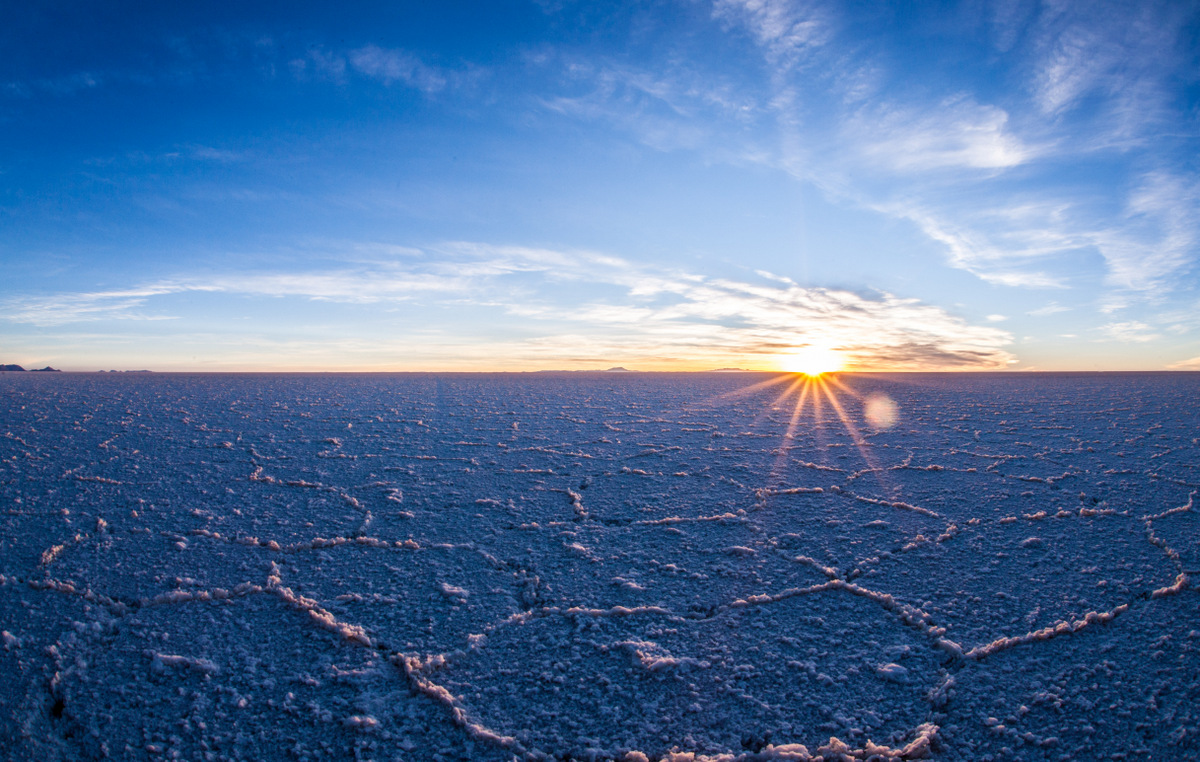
[779,346,845,376]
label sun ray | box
[786,378,813,440]
[742,374,807,431]
[768,376,814,484]
[816,377,866,449]
[815,376,895,495]
[811,376,825,425]
[716,373,797,401]
[769,375,807,411]
[719,369,909,507]
[825,374,864,400]
[809,377,830,460]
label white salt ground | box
[0,371,1197,760]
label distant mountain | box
[709,367,752,372]
[1,364,62,372]
[603,367,633,372]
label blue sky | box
[2,0,1198,371]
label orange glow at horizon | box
[778,346,846,377]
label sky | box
[2,0,1199,372]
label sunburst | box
[720,365,899,490]
[768,372,882,487]
[778,346,845,377]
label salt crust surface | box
[0,371,1197,760]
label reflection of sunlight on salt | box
[864,394,899,430]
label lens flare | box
[864,393,899,430]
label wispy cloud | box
[1029,0,1192,143]
[1093,170,1200,291]
[348,45,447,92]
[848,97,1036,173]
[288,48,348,82]
[1033,15,1105,117]
[1166,355,1200,371]
[1,243,1013,370]
[1101,321,1160,343]
[712,0,831,68]
[1,285,202,325]
[1028,302,1069,316]
[285,44,451,93]
[540,1,1198,303]
[876,205,1069,289]
[538,57,762,155]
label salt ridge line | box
[734,578,968,658]
[753,486,825,506]
[183,527,511,570]
[845,448,914,482]
[635,512,748,526]
[147,651,219,675]
[397,652,527,756]
[1,572,134,615]
[627,722,939,762]
[831,487,940,518]
[267,561,374,647]
[783,458,845,473]
[841,522,964,581]
[511,444,596,458]
[789,555,841,579]
[550,486,588,519]
[248,463,371,512]
[63,462,124,486]
[185,527,422,552]
[724,572,1143,663]
[963,605,1131,660]
[1142,490,1195,597]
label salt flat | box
[0,372,1196,760]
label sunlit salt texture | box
[1,372,1197,761]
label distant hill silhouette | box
[0,364,61,372]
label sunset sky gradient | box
[2,1,1198,371]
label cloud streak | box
[1,243,1013,371]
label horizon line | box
[4,368,1199,375]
